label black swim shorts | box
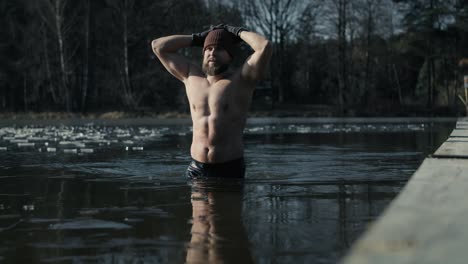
[185,157,246,179]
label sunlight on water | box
[0,125,166,154]
[0,121,442,155]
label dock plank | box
[446,137,468,142]
[449,129,468,137]
[341,158,468,264]
[456,119,468,125]
[433,141,468,158]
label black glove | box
[191,27,212,47]
[223,24,248,37]
[210,23,225,30]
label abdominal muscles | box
[191,113,245,163]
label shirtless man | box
[152,24,272,178]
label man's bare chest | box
[188,83,236,114]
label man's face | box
[202,46,232,76]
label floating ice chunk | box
[150,132,163,137]
[85,135,104,140]
[59,141,86,148]
[296,126,312,133]
[124,218,143,223]
[18,142,35,147]
[47,148,57,152]
[49,219,131,230]
[83,139,107,144]
[27,137,49,141]
[116,133,131,138]
[80,148,94,153]
[248,127,264,132]
[139,128,151,134]
[76,143,86,148]
[10,139,29,143]
[122,140,134,145]
[0,147,7,151]
[132,147,144,151]
[22,204,35,211]
[63,149,78,154]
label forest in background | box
[1,0,468,117]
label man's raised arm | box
[239,30,272,81]
[151,28,211,82]
[151,35,193,82]
[219,25,272,82]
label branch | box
[458,94,467,106]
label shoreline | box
[0,111,458,126]
[0,110,463,120]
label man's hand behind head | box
[191,27,212,47]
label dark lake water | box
[0,118,455,263]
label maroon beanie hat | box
[203,29,237,58]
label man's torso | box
[185,69,254,163]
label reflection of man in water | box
[186,181,253,264]
[152,24,272,178]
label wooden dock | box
[341,118,468,264]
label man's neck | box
[206,74,224,84]
[206,70,233,84]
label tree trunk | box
[443,57,450,107]
[426,55,435,111]
[81,0,90,112]
[122,0,134,108]
[278,32,285,103]
[430,56,436,109]
[393,64,403,105]
[54,0,70,111]
[42,27,59,105]
[364,1,373,104]
[23,74,27,112]
[337,0,348,115]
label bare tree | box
[80,0,90,112]
[291,2,322,102]
[352,0,396,107]
[40,21,59,105]
[36,0,81,111]
[321,0,351,114]
[238,0,308,103]
[395,0,458,110]
[105,0,139,109]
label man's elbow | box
[262,40,273,57]
[151,38,163,56]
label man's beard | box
[202,62,229,76]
